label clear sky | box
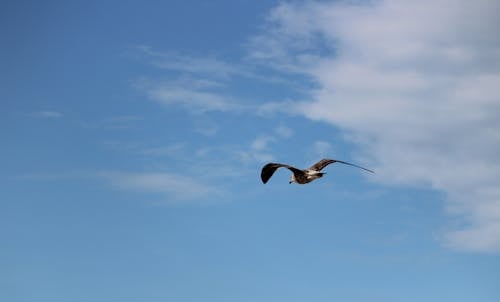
[2,0,500,301]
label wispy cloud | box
[132,46,313,114]
[15,169,223,203]
[135,45,302,85]
[30,111,63,119]
[239,136,275,163]
[136,78,242,113]
[135,46,245,79]
[132,46,247,114]
[239,124,295,164]
[100,171,223,202]
[274,124,294,138]
[312,141,332,158]
[251,0,500,252]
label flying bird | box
[260,158,374,184]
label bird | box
[260,158,374,184]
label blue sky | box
[2,0,500,301]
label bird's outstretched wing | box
[308,159,336,171]
[308,158,374,173]
[260,163,303,184]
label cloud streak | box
[133,46,314,114]
[136,46,245,79]
[136,77,243,113]
[239,124,296,164]
[251,0,500,252]
[100,171,223,202]
[30,111,63,119]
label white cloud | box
[257,99,301,116]
[274,124,294,138]
[312,141,332,158]
[239,136,275,163]
[252,0,500,252]
[136,46,245,79]
[100,171,223,202]
[251,136,274,151]
[134,46,313,114]
[241,125,295,163]
[139,79,241,113]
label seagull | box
[260,158,374,184]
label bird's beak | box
[289,181,292,184]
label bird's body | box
[260,158,373,184]
[290,169,325,184]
